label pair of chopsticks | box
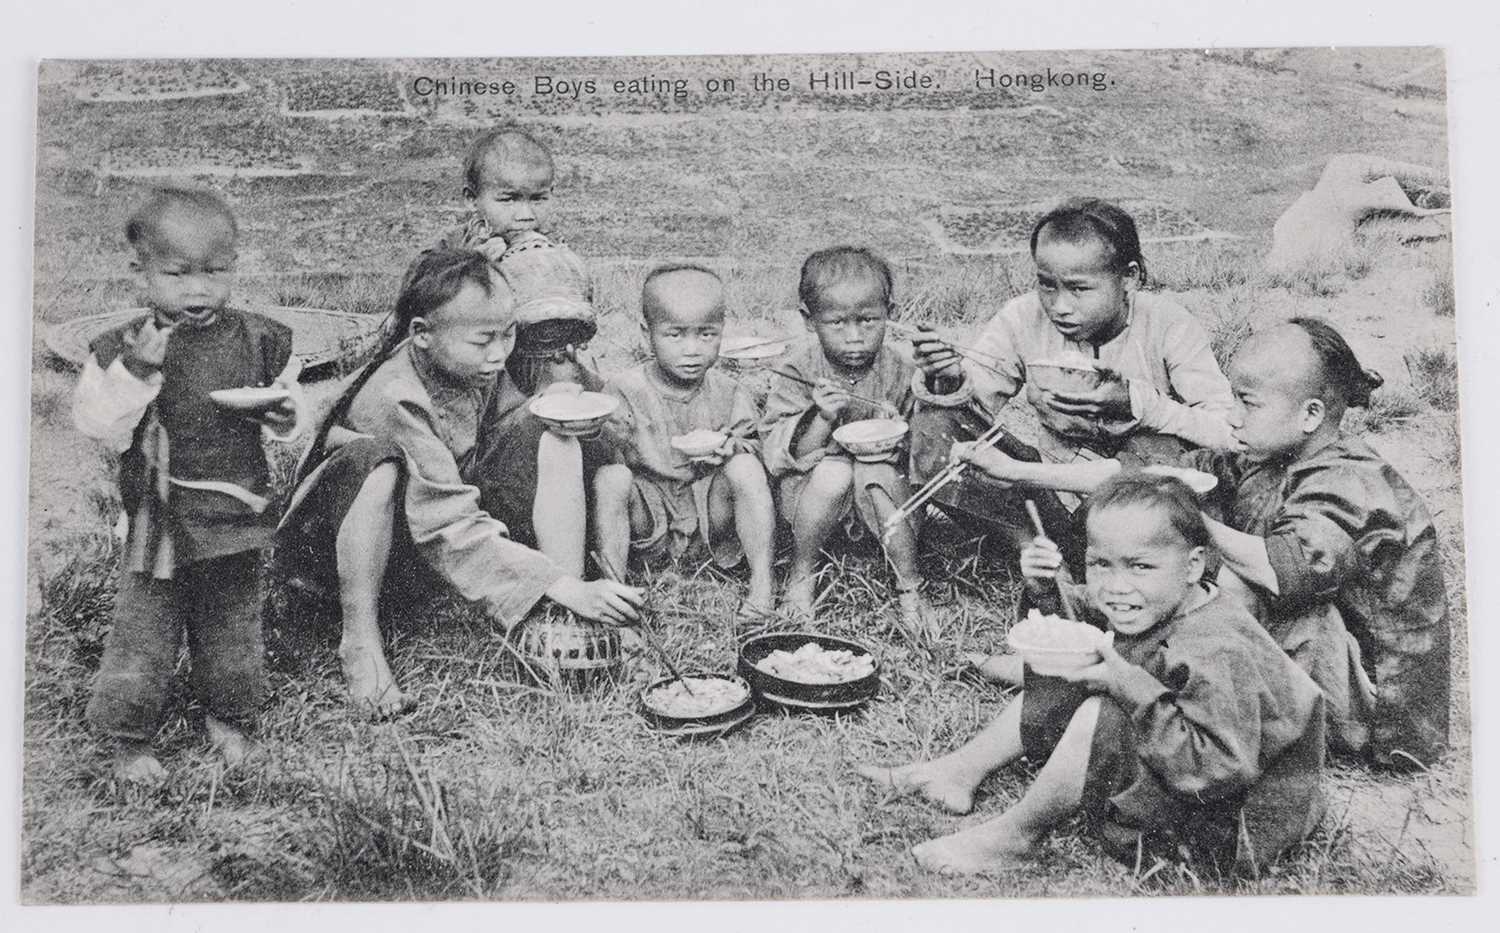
[883,320,1018,377]
[881,419,1009,540]
[1023,500,1080,622]
[590,550,695,696]
[769,368,896,414]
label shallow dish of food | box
[832,418,908,462]
[638,672,756,738]
[1142,464,1219,495]
[1007,609,1109,677]
[737,632,880,712]
[719,335,788,364]
[670,429,728,460]
[208,386,292,412]
[528,389,620,437]
[1027,355,1104,393]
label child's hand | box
[476,235,509,263]
[546,577,645,626]
[1044,367,1133,420]
[1019,534,1063,591]
[122,316,176,373]
[811,378,851,422]
[252,395,298,433]
[694,435,737,469]
[1059,633,1129,695]
[911,326,963,380]
[951,440,1016,479]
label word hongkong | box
[975,68,1112,92]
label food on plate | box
[1007,610,1108,675]
[643,677,750,718]
[832,418,908,461]
[755,642,876,684]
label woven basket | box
[512,610,622,681]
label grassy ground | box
[22,230,1472,901]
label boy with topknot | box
[74,186,304,784]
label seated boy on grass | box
[760,246,932,637]
[592,265,776,619]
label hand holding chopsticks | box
[1023,500,1081,622]
[769,368,898,418]
[590,550,695,696]
[882,420,1010,540]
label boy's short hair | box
[641,262,723,326]
[463,127,555,196]
[125,186,238,257]
[798,246,894,316]
[1085,472,1212,551]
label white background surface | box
[4,1,1496,929]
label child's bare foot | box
[111,741,167,787]
[744,577,776,617]
[911,818,1041,874]
[896,588,941,640]
[340,636,415,719]
[205,715,261,769]
[781,573,817,620]
[854,761,975,814]
[965,652,1024,687]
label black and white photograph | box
[14,28,1484,914]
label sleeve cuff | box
[1115,662,1172,712]
[1263,530,1313,601]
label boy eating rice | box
[593,265,777,617]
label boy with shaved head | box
[73,186,305,784]
[593,264,776,617]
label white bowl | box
[209,386,292,412]
[1142,464,1219,495]
[670,429,728,459]
[1007,612,1107,677]
[832,418,908,462]
[528,390,619,437]
[1027,357,1103,393]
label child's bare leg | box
[336,462,412,718]
[965,652,1025,686]
[912,696,1101,874]
[204,714,258,768]
[865,479,934,638]
[592,463,635,581]
[534,431,586,577]
[111,740,167,786]
[784,459,854,614]
[709,453,776,611]
[856,692,1026,814]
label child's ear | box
[1301,398,1327,434]
[798,302,815,333]
[409,316,431,348]
[1185,545,1207,584]
[1121,262,1143,295]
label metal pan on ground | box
[638,672,756,739]
[737,632,880,713]
[43,305,384,380]
[1141,464,1219,496]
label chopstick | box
[881,419,1009,540]
[721,334,789,355]
[769,368,896,413]
[884,320,1017,374]
[590,550,695,695]
[1023,500,1080,622]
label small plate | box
[208,386,291,412]
[1142,464,1219,495]
[670,429,728,459]
[528,391,620,436]
[720,335,788,362]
